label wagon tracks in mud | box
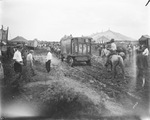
[60,61,141,106]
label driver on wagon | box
[105,38,117,66]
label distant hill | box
[90,30,136,43]
[9,36,28,43]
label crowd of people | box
[99,38,149,66]
[8,45,52,86]
[0,38,149,88]
[100,38,149,87]
[136,44,149,85]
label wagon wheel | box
[68,57,74,67]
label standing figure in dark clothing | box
[25,50,35,82]
[142,45,149,69]
[13,46,23,74]
[105,39,117,67]
[136,44,149,88]
[45,49,52,73]
[12,46,23,86]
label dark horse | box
[101,48,125,79]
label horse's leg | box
[110,62,113,71]
[120,59,125,79]
[129,53,132,62]
[112,61,117,79]
[112,65,116,78]
[107,61,112,72]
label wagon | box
[60,36,92,66]
[139,35,150,49]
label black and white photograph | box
[0,0,150,120]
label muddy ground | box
[1,48,150,120]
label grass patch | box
[39,82,99,118]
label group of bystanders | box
[12,46,53,84]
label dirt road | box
[1,52,149,120]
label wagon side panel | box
[60,38,72,58]
[73,37,92,62]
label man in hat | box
[13,45,23,74]
[105,38,117,66]
[12,45,23,86]
[26,50,35,79]
[46,48,52,73]
[142,45,149,71]
[108,39,117,52]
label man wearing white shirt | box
[142,45,149,69]
[12,46,23,87]
[105,39,117,67]
[46,49,52,73]
[110,42,117,51]
[142,46,149,56]
[13,46,23,73]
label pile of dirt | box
[23,76,109,117]
[39,82,100,118]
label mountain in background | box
[90,30,136,43]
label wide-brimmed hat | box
[110,39,115,42]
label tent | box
[95,36,110,43]
[9,36,28,44]
[139,35,150,49]
[91,30,135,43]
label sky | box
[0,0,150,41]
